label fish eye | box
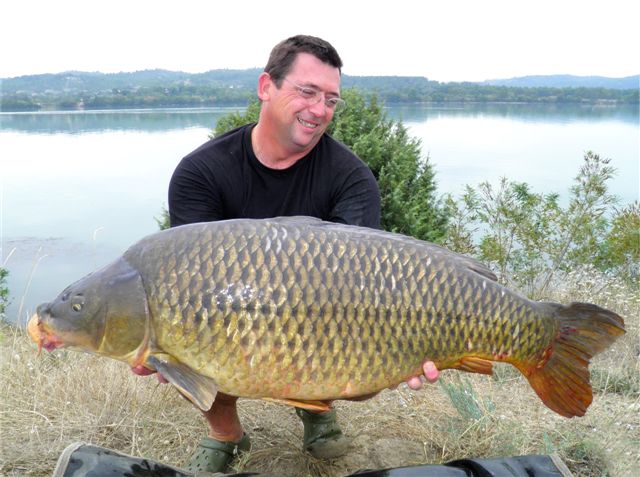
[70,295,85,312]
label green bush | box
[0,267,8,318]
[444,151,636,296]
[155,206,170,231]
[328,90,448,242]
[211,99,261,138]
[599,201,640,278]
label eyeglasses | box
[282,78,347,113]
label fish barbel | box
[28,217,625,417]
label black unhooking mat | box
[52,442,574,477]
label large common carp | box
[28,217,625,417]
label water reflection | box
[0,107,244,134]
[386,102,639,124]
[1,103,637,135]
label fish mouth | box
[27,312,66,353]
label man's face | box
[264,53,341,154]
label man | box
[169,35,439,473]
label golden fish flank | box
[29,216,625,418]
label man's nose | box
[308,98,329,117]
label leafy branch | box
[445,151,635,297]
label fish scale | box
[30,217,625,417]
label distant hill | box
[1,69,264,95]
[2,70,637,111]
[5,70,638,95]
[480,74,639,90]
[1,69,444,96]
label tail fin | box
[521,302,625,418]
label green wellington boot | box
[295,408,351,459]
[186,433,250,473]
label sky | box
[2,0,639,82]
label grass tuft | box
[439,376,495,422]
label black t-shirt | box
[168,124,381,228]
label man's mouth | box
[297,117,318,129]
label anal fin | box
[457,356,494,375]
[262,397,331,412]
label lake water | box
[1,103,638,324]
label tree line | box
[2,69,637,111]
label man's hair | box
[264,35,342,86]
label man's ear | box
[257,72,272,101]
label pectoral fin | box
[147,355,218,411]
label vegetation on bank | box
[444,153,639,296]
[2,69,638,111]
[0,268,8,318]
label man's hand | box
[131,365,169,384]
[406,360,439,390]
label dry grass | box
[1,267,638,477]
